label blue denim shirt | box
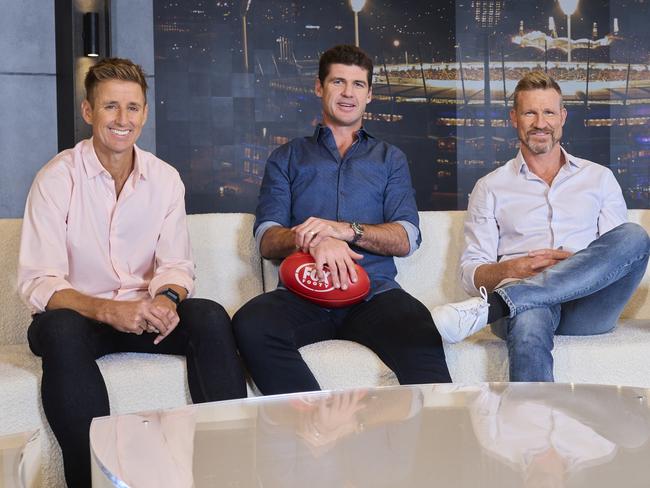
[254,125,421,298]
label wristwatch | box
[156,288,181,306]
[350,222,365,244]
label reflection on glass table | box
[0,430,40,488]
[90,383,650,488]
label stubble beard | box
[521,129,560,155]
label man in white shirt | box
[432,71,650,381]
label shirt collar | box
[81,138,148,182]
[81,138,107,179]
[311,123,374,143]
[514,146,582,176]
[132,145,148,181]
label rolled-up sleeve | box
[148,177,196,297]
[384,147,421,254]
[253,147,292,252]
[460,179,499,296]
[17,165,74,312]
[597,169,627,235]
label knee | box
[613,223,650,255]
[232,295,288,352]
[179,298,232,337]
[232,299,265,347]
[28,309,90,355]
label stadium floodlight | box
[558,0,579,15]
[350,0,367,47]
[350,0,366,13]
[558,0,580,62]
[549,16,557,37]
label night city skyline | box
[154,0,650,213]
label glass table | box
[90,383,650,487]
[0,430,40,488]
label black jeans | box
[233,289,451,395]
[28,298,246,488]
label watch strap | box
[156,288,181,305]
[351,222,364,244]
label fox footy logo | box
[295,263,334,293]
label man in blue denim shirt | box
[233,45,451,394]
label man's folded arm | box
[348,221,411,257]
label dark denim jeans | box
[491,223,650,382]
[28,298,246,488]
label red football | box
[279,251,370,308]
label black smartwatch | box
[156,288,181,306]
[350,222,365,244]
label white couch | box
[1,211,650,487]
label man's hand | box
[475,248,573,292]
[298,390,368,449]
[149,295,181,344]
[505,248,573,278]
[310,237,363,291]
[292,217,353,251]
[101,298,180,344]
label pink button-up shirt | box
[18,139,195,313]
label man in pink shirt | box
[17,58,246,487]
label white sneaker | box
[431,287,490,343]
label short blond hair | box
[84,58,148,106]
[513,71,562,109]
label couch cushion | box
[0,219,32,345]
[299,340,397,389]
[187,213,262,316]
[394,211,468,308]
[446,319,650,387]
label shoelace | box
[455,288,489,314]
[479,286,488,302]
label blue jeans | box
[490,223,650,382]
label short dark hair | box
[318,45,373,87]
[513,71,563,109]
[84,57,148,107]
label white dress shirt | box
[460,148,627,295]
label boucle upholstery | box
[1,210,649,487]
